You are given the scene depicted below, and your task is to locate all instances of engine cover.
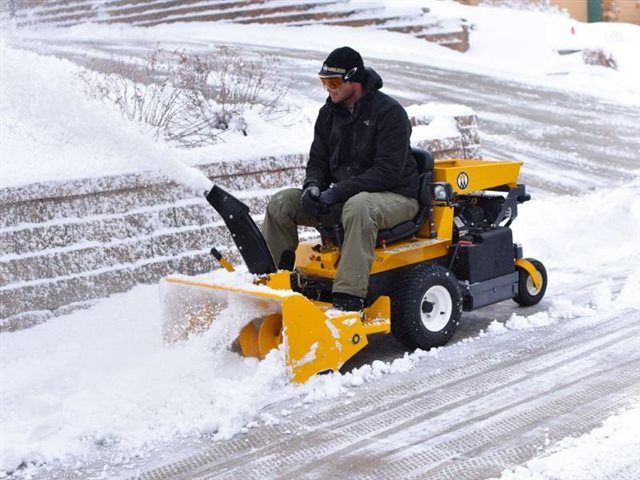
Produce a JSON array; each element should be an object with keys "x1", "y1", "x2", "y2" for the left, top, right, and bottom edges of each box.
[{"x1": 451, "y1": 227, "x2": 515, "y2": 283}]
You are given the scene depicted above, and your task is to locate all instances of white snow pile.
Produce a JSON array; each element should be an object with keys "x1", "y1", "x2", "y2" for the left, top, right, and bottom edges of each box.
[
  {"x1": 0, "y1": 39, "x2": 308, "y2": 191},
  {"x1": 0, "y1": 41, "x2": 215, "y2": 193},
  {"x1": 492, "y1": 404, "x2": 640, "y2": 480},
  {"x1": 407, "y1": 103, "x2": 473, "y2": 142}
]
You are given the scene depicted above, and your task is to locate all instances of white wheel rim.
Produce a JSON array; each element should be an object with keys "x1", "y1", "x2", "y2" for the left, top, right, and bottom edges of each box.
[
  {"x1": 525, "y1": 275, "x2": 540, "y2": 295},
  {"x1": 420, "y1": 285, "x2": 453, "y2": 332}
]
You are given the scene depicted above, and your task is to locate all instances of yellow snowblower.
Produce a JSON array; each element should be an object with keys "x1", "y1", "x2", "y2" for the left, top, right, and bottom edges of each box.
[{"x1": 161, "y1": 149, "x2": 547, "y2": 383}]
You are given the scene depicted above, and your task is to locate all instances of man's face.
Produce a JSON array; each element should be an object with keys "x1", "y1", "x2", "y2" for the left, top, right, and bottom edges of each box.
[{"x1": 325, "y1": 81, "x2": 357, "y2": 106}]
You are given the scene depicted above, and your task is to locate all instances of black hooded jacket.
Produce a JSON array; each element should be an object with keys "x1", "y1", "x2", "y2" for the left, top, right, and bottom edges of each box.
[{"x1": 304, "y1": 68, "x2": 418, "y2": 202}]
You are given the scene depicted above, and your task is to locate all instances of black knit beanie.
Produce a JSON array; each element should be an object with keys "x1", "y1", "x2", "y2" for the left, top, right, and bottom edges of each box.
[{"x1": 318, "y1": 46, "x2": 365, "y2": 83}]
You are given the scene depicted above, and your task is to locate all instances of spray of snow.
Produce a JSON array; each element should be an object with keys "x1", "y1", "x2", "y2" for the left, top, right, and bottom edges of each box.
[{"x1": 0, "y1": 40, "x2": 212, "y2": 195}]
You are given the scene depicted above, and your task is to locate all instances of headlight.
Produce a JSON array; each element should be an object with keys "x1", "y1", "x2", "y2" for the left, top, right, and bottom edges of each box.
[
  {"x1": 433, "y1": 184, "x2": 447, "y2": 201},
  {"x1": 431, "y1": 182, "x2": 453, "y2": 202}
]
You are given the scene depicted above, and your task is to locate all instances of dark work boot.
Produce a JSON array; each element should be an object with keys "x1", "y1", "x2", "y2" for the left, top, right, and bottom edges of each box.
[
  {"x1": 332, "y1": 292, "x2": 365, "y2": 312},
  {"x1": 278, "y1": 250, "x2": 296, "y2": 271}
]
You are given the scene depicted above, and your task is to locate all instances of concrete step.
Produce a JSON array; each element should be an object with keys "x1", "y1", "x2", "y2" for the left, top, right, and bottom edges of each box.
[
  {"x1": 0, "y1": 195, "x2": 272, "y2": 281},
  {"x1": 0, "y1": 154, "x2": 306, "y2": 229},
  {"x1": 0, "y1": 244, "x2": 229, "y2": 329},
  {"x1": 0, "y1": 186, "x2": 276, "y2": 257},
  {"x1": 0, "y1": 201, "x2": 196, "y2": 257},
  {"x1": 107, "y1": 0, "x2": 248, "y2": 19},
  {"x1": 299, "y1": 11, "x2": 406, "y2": 28},
  {"x1": 112, "y1": 1, "x2": 341, "y2": 27},
  {"x1": 1, "y1": 221, "x2": 206, "y2": 286},
  {"x1": 233, "y1": 8, "x2": 357, "y2": 26},
  {"x1": 417, "y1": 28, "x2": 470, "y2": 53}
]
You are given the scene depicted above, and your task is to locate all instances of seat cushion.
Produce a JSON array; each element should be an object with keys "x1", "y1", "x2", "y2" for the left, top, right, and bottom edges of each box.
[{"x1": 376, "y1": 221, "x2": 420, "y2": 246}]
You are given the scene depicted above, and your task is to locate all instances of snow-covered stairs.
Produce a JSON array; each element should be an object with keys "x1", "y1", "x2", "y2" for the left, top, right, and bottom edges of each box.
[
  {"x1": 1, "y1": 0, "x2": 470, "y2": 51},
  {"x1": 0, "y1": 154, "x2": 306, "y2": 331}
]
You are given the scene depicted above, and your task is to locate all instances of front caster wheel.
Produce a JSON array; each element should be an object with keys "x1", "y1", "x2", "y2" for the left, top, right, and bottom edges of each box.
[{"x1": 514, "y1": 258, "x2": 547, "y2": 306}]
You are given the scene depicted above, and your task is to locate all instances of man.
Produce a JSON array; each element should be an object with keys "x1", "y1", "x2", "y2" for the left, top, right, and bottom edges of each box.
[{"x1": 262, "y1": 46, "x2": 419, "y2": 311}]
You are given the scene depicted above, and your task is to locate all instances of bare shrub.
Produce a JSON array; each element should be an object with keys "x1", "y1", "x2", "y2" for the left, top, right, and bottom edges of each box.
[
  {"x1": 582, "y1": 48, "x2": 618, "y2": 70},
  {"x1": 478, "y1": 0, "x2": 564, "y2": 14},
  {"x1": 77, "y1": 47, "x2": 291, "y2": 148}
]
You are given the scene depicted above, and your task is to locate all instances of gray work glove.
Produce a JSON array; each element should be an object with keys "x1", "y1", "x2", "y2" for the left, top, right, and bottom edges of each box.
[
  {"x1": 318, "y1": 187, "x2": 338, "y2": 208},
  {"x1": 301, "y1": 184, "x2": 323, "y2": 215}
]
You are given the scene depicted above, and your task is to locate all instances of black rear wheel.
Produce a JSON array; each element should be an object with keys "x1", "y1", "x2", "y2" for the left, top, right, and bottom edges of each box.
[
  {"x1": 514, "y1": 258, "x2": 547, "y2": 306},
  {"x1": 391, "y1": 264, "x2": 462, "y2": 350}
]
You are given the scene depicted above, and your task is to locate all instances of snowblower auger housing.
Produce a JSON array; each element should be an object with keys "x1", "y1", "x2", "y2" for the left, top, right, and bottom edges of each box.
[{"x1": 161, "y1": 154, "x2": 547, "y2": 383}]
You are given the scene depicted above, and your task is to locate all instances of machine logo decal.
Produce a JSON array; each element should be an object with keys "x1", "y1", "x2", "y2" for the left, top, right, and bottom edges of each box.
[{"x1": 457, "y1": 172, "x2": 470, "y2": 190}]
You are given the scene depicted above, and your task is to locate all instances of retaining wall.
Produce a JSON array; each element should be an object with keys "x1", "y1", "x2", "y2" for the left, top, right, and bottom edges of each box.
[{"x1": 0, "y1": 113, "x2": 481, "y2": 331}]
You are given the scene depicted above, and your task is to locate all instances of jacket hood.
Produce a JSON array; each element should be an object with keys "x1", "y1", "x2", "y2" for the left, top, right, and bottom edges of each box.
[{"x1": 363, "y1": 67, "x2": 383, "y2": 92}]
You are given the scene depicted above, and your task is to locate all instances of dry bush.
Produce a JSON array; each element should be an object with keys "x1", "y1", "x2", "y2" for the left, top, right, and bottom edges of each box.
[
  {"x1": 77, "y1": 47, "x2": 291, "y2": 148},
  {"x1": 582, "y1": 48, "x2": 618, "y2": 70},
  {"x1": 478, "y1": 0, "x2": 563, "y2": 14}
]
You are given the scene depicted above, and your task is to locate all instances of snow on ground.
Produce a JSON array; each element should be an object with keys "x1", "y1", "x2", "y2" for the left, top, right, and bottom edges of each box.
[
  {"x1": 491, "y1": 404, "x2": 640, "y2": 480},
  {"x1": 1, "y1": 182, "x2": 638, "y2": 475},
  {"x1": 1, "y1": 0, "x2": 640, "y2": 477}
]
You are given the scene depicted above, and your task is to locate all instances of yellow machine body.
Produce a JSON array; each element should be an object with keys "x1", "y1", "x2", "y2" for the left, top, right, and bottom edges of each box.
[
  {"x1": 160, "y1": 158, "x2": 535, "y2": 383},
  {"x1": 161, "y1": 271, "x2": 391, "y2": 383},
  {"x1": 433, "y1": 159, "x2": 521, "y2": 193},
  {"x1": 296, "y1": 159, "x2": 522, "y2": 279}
]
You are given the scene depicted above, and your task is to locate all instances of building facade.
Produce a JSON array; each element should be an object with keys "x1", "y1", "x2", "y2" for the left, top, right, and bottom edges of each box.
[{"x1": 457, "y1": 0, "x2": 640, "y2": 24}]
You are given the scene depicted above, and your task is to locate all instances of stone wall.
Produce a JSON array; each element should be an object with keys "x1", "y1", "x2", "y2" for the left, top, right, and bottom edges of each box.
[{"x1": 0, "y1": 113, "x2": 480, "y2": 332}]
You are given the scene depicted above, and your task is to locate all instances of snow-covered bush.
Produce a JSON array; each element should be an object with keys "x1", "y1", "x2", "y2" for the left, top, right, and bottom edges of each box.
[{"x1": 77, "y1": 47, "x2": 291, "y2": 147}]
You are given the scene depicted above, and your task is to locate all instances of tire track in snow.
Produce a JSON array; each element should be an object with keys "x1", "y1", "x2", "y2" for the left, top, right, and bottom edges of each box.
[{"x1": 133, "y1": 309, "x2": 639, "y2": 480}]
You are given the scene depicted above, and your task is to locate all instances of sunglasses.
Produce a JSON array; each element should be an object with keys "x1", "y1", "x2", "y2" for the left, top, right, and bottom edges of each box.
[
  {"x1": 319, "y1": 67, "x2": 358, "y2": 89},
  {"x1": 319, "y1": 76, "x2": 344, "y2": 90}
]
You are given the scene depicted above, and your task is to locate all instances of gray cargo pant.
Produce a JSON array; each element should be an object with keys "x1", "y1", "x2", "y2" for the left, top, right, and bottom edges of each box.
[{"x1": 262, "y1": 188, "x2": 419, "y2": 298}]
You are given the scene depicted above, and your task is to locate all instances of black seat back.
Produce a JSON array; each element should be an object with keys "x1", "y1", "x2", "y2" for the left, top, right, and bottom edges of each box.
[
  {"x1": 412, "y1": 148, "x2": 433, "y2": 208},
  {"x1": 412, "y1": 147, "x2": 434, "y2": 175},
  {"x1": 375, "y1": 148, "x2": 434, "y2": 245}
]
